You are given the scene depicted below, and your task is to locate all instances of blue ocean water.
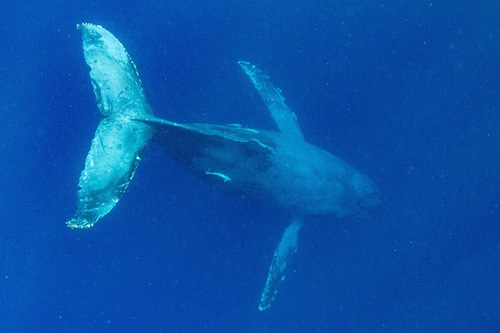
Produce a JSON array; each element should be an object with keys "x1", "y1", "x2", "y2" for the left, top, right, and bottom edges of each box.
[{"x1": 0, "y1": 0, "x2": 498, "y2": 332}]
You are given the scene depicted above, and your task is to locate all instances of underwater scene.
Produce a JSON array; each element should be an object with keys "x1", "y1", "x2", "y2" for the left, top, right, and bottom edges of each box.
[{"x1": 0, "y1": 1, "x2": 498, "y2": 332}]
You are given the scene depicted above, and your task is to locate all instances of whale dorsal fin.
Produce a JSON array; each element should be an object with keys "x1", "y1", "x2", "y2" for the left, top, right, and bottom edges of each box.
[{"x1": 239, "y1": 61, "x2": 304, "y2": 141}]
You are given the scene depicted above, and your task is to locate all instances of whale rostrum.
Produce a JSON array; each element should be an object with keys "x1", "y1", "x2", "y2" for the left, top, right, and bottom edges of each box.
[{"x1": 68, "y1": 23, "x2": 382, "y2": 310}]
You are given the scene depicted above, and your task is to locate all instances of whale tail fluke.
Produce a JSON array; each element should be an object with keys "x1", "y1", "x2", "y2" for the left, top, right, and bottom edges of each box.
[{"x1": 67, "y1": 24, "x2": 153, "y2": 228}]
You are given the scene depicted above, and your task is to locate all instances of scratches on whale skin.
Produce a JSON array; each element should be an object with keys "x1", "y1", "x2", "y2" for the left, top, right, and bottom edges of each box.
[{"x1": 205, "y1": 171, "x2": 232, "y2": 182}]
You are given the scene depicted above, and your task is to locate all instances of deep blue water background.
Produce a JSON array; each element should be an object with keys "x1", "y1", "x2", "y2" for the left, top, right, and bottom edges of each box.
[{"x1": 0, "y1": 1, "x2": 498, "y2": 332}]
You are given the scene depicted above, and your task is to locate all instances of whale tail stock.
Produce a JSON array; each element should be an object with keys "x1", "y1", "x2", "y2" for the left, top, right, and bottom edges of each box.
[{"x1": 67, "y1": 24, "x2": 154, "y2": 228}]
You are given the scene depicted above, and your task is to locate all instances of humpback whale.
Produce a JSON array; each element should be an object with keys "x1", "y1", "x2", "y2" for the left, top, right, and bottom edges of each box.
[{"x1": 68, "y1": 24, "x2": 382, "y2": 310}]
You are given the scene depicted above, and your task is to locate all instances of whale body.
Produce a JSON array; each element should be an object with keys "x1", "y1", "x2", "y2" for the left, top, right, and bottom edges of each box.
[{"x1": 68, "y1": 24, "x2": 381, "y2": 310}]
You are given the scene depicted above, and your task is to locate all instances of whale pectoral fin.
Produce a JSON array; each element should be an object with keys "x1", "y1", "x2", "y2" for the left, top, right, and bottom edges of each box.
[
  {"x1": 259, "y1": 219, "x2": 303, "y2": 311},
  {"x1": 239, "y1": 61, "x2": 303, "y2": 141}
]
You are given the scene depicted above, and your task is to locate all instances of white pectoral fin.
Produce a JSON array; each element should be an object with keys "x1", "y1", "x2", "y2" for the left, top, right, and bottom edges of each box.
[
  {"x1": 238, "y1": 61, "x2": 303, "y2": 140},
  {"x1": 259, "y1": 219, "x2": 303, "y2": 311}
]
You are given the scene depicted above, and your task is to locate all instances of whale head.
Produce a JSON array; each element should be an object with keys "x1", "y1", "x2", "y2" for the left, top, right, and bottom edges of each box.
[{"x1": 341, "y1": 171, "x2": 382, "y2": 217}]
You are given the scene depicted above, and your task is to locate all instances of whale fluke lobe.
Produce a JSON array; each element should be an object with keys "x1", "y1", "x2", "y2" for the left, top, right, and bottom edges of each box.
[
  {"x1": 238, "y1": 61, "x2": 303, "y2": 140},
  {"x1": 259, "y1": 219, "x2": 303, "y2": 311},
  {"x1": 67, "y1": 24, "x2": 153, "y2": 228}
]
